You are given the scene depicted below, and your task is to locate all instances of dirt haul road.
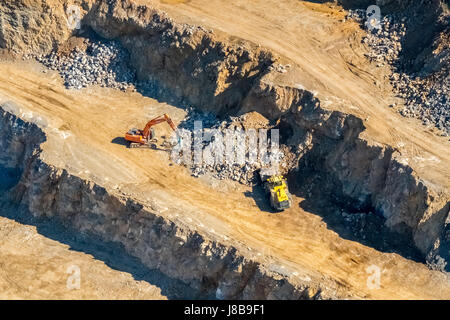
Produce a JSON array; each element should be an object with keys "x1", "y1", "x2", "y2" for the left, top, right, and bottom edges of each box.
[{"x1": 0, "y1": 58, "x2": 449, "y2": 299}]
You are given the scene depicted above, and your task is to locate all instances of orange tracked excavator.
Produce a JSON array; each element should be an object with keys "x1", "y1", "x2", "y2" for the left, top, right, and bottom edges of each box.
[{"x1": 125, "y1": 113, "x2": 177, "y2": 148}]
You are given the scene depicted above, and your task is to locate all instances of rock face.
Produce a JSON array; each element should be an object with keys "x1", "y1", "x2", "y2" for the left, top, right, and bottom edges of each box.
[
  {"x1": 0, "y1": 0, "x2": 75, "y2": 55},
  {"x1": 0, "y1": 0, "x2": 448, "y2": 272}
]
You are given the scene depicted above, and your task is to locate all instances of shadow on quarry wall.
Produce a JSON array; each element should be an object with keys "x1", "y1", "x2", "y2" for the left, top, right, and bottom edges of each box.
[
  {"x1": 288, "y1": 163, "x2": 425, "y2": 263},
  {"x1": 394, "y1": 2, "x2": 448, "y2": 76},
  {"x1": 0, "y1": 201, "x2": 207, "y2": 300},
  {"x1": 0, "y1": 165, "x2": 21, "y2": 193}
]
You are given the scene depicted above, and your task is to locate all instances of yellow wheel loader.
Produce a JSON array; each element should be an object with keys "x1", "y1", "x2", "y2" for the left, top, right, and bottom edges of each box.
[{"x1": 260, "y1": 169, "x2": 292, "y2": 211}]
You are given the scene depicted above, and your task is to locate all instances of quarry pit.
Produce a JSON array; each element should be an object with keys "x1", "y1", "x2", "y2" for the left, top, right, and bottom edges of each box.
[{"x1": 0, "y1": 0, "x2": 449, "y2": 299}]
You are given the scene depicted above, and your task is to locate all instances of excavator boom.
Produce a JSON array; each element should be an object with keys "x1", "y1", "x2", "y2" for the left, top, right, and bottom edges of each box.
[{"x1": 141, "y1": 114, "x2": 177, "y2": 139}]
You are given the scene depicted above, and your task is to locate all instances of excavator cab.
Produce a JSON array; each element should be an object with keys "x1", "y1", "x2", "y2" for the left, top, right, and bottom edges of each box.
[{"x1": 127, "y1": 128, "x2": 139, "y2": 135}]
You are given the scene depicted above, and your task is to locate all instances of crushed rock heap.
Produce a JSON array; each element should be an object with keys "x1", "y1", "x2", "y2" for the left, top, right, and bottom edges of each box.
[
  {"x1": 348, "y1": 5, "x2": 449, "y2": 136},
  {"x1": 30, "y1": 38, "x2": 136, "y2": 91}
]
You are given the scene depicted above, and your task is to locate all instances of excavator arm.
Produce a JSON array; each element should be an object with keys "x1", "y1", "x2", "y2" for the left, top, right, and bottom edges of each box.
[
  {"x1": 164, "y1": 114, "x2": 177, "y2": 132},
  {"x1": 142, "y1": 113, "x2": 177, "y2": 139}
]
